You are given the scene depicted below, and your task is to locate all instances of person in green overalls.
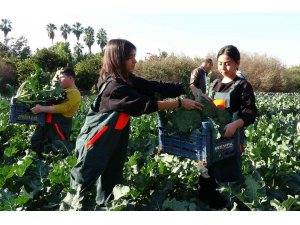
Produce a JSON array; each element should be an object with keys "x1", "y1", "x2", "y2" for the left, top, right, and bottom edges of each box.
[
  {"x1": 30, "y1": 67, "x2": 81, "y2": 157},
  {"x1": 198, "y1": 45, "x2": 257, "y2": 209},
  {"x1": 60, "y1": 39, "x2": 203, "y2": 210}
]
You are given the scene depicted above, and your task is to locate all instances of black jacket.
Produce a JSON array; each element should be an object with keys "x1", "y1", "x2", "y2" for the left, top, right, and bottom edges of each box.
[
  {"x1": 98, "y1": 74, "x2": 184, "y2": 117},
  {"x1": 212, "y1": 77, "x2": 257, "y2": 126}
]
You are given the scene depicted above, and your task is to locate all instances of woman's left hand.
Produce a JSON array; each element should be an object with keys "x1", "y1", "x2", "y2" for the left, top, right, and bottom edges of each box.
[
  {"x1": 223, "y1": 119, "x2": 244, "y2": 138},
  {"x1": 223, "y1": 122, "x2": 238, "y2": 138}
]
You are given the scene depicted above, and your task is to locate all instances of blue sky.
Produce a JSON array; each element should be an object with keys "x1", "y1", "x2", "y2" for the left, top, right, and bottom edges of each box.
[{"x1": 1, "y1": 0, "x2": 300, "y2": 67}]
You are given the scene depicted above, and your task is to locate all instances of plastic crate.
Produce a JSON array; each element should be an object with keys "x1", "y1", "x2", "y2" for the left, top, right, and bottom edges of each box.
[
  {"x1": 9, "y1": 98, "x2": 45, "y2": 125},
  {"x1": 158, "y1": 122, "x2": 212, "y2": 164},
  {"x1": 212, "y1": 132, "x2": 241, "y2": 163},
  {"x1": 158, "y1": 121, "x2": 242, "y2": 166}
]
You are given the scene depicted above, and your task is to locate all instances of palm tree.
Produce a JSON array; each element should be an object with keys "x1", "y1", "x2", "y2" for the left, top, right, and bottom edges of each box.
[
  {"x1": 96, "y1": 28, "x2": 108, "y2": 53},
  {"x1": 0, "y1": 19, "x2": 13, "y2": 44},
  {"x1": 73, "y1": 42, "x2": 84, "y2": 60},
  {"x1": 46, "y1": 23, "x2": 57, "y2": 45},
  {"x1": 83, "y1": 26, "x2": 95, "y2": 54},
  {"x1": 72, "y1": 22, "x2": 84, "y2": 42},
  {"x1": 60, "y1": 24, "x2": 71, "y2": 42}
]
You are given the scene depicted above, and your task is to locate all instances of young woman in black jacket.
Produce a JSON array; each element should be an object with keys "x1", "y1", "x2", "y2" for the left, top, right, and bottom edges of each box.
[
  {"x1": 198, "y1": 45, "x2": 257, "y2": 209},
  {"x1": 61, "y1": 39, "x2": 203, "y2": 210}
]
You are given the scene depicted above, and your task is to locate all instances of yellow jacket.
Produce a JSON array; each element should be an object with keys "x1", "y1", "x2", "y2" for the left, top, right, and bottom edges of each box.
[{"x1": 53, "y1": 88, "x2": 81, "y2": 117}]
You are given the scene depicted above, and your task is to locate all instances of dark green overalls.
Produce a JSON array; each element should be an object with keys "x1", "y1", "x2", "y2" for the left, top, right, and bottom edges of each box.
[
  {"x1": 30, "y1": 113, "x2": 73, "y2": 156},
  {"x1": 208, "y1": 78, "x2": 245, "y2": 182},
  {"x1": 198, "y1": 78, "x2": 245, "y2": 209},
  {"x1": 62, "y1": 81, "x2": 131, "y2": 210}
]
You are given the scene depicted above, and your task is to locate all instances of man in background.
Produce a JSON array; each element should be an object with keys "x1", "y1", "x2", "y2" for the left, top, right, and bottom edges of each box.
[{"x1": 190, "y1": 58, "x2": 213, "y2": 99}]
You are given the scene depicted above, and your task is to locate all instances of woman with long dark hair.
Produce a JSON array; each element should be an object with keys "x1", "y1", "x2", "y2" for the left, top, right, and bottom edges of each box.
[{"x1": 61, "y1": 39, "x2": 202, "y2": 210}]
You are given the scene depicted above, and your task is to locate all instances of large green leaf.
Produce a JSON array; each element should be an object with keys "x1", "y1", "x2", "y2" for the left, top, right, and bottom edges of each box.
[
  {"x1": 244, "y1": 175, "x2": 261, "y2": 204},
  {"x1": 162, "y1": 198, "x2": 197, "y2": 211},
  {"x1": 14, "y1": 157, "x2": 33, "y2": 177},
  {"x1": 271, "y1": 195, "x2": 300, "y2": 211}
]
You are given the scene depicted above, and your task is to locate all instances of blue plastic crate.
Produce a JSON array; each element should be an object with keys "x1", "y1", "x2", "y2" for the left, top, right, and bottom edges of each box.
[
  {"x1": 158, "y1": 122, "x2": 212, "y2": 165},
  {"x1": 9, "y1": 98, "x2": 45, "y2": 125},
  {"x1": 158, "y1": 121, "x2": 242, "y2": 166}
]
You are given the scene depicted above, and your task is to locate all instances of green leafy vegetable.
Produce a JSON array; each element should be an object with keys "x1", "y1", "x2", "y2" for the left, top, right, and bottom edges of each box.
[
  {"x1": 14, "y1": 65, "x2": 67, "y2": 105},
  {"x1": 158, "y1": 73, "x2": 233, "y2": 135},
  {"x1": 198, "y1": 89, "x2": 232, "y2": 136}
]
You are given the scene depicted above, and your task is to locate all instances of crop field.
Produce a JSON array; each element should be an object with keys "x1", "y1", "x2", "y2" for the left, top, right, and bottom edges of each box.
[{"x1": 0, "y1": 92, "x2": 299, "y2": 211}]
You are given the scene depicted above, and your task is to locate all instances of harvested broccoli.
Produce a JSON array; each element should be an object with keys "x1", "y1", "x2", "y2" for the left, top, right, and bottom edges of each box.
[
  {"x1": 15, "y1": 65, "x2": 67, "y2": 106},
  {"x1": 197, "y1": 89, "x2": 232, "y2": 136},
  {"x1": 158, "y1": 107, "x2": 202, "y2": 133},
  {"x1": 157, "y1": 74, "x2": 234, "y2": 136},
  {"x1": 171, "y1": 108, "x2": 202, "y2": 132},
  {"x1": 215, "y1": 107, "x2": 232, "y2": 128},
  {"x1": 199, "y1": 95, "x2": 216, "y2": 118}
]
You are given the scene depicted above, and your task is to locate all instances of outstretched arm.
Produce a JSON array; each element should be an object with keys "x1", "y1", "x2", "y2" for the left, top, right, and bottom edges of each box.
[{"x1": 157, "y1": 98, "x2": 203, "y2": 111}]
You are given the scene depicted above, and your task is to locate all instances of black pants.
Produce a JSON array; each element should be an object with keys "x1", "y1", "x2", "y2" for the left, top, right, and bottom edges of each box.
[
  {"x1": 198, "y1": 169, "x2": 227, "y2": 210},
  {"x1": 199, "y1": 156, "x2": 244, "y2": 209}
]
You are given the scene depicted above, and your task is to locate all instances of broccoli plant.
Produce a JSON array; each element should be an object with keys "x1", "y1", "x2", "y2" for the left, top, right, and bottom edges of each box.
[{"x1": 14, "y1": 65, "x2": 67, "y2": 105}]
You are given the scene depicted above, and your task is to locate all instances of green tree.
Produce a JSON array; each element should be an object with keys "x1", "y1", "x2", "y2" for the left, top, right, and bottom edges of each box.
[
  {"x1": 72, "y1": 22, "x2": 84, "y2": 42},
  {"x1": 0, "y1": 60, "x2": 17, "y2": 94},
  {"x1": 0, "y1": 19, "x2": 13, "y2": 44},
  {"x1": 73, "y1": 42, "x2": 84, "y2": 61},
  {"x1": 16, "y1": 57, "x2": 36, "y2": 84},
  {"x1": 83, "y1": 26, "x2": 95, "y2": 54},
  {"x1": 286, "y1": 65, "x2": 300, "y2": 91},
  {"x1": 0, "y1": 40, "x2": 9, "y2": 57},
  {"x1": 96, "y1": 28, "x2": 108, "y2": 53},
  {"x1": 75, "y1": 54, "x2": 102, "y2": 91},
  {"x1": 46, "y1": 23, "x2": 57, "y2": 45},
  {"x1": 50, "y1": 42, "x2": 73, "y2": 67},
  {"x1": 8, "y1": 36, "x2": 31, "y2": 60},
  {"x1": 0, "y1": 36, "x2": 31, "y2": 60},
  {"x1": 32, "y1": 48, "x2": 66, "y2": 73},
  {"x1": 60, "y1": 24, "x2": 71, "y2": 42}
]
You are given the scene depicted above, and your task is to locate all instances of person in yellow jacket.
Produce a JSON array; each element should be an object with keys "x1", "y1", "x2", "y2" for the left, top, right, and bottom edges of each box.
[{"x1": 31, "y1": 67, "x2": 81, "y2": 157}]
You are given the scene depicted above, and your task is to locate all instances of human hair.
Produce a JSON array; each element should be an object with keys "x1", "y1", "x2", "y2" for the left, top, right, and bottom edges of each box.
[
  {"x1": 202, "y1": 58, "x2": 213, "y2": 65},
  {"x1": 61, "y1": 67, "x2": 76, "y2": 78},
  {"x1": 217, "y1": 45, "x2": 240, "y2": 64},
  {"x1": 100, "y1": 39, "x2": 136, "y2": 82}
]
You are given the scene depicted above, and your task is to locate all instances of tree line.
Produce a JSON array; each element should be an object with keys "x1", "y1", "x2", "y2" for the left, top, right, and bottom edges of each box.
[
  {"x1": 0, "y1": 18, "x2": 108, "y2": 57},
  {"x1": 46, "y1": 22, "x2": 108, "y2": 55},
  {"x1": 1, "y1": 18, "x2": 300, "y2": 94}
]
